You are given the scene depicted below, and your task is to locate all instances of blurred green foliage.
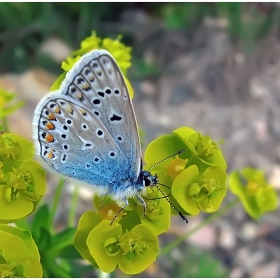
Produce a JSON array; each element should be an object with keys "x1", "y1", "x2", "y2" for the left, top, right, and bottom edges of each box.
[
  {"x1": 0, "y1": 3, "x2": 279, "y2": 75},
  {"x1": 167, "y1": 246, "x2": 228, "y2": 277}
]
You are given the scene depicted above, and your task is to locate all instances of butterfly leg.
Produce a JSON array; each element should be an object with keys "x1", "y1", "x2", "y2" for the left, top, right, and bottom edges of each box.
[
  {"x1": 110, "y1": 199, "x2": 129, "y2": 225},
  {"x1": 98, "y1": 192, "x2": 111, "y2": 211},
  {"x1": 136, "y1": 194, "x2": 146, "y2": 218}
]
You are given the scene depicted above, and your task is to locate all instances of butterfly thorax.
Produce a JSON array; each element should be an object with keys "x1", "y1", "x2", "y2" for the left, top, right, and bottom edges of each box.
[{"x1": 108, "y1": 170, "x2": 158, "y2": 206}]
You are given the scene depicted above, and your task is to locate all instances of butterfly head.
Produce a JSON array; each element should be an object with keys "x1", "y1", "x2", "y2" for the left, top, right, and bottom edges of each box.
[{"x1": 140, "y1": 170, "x2": 158, "y2": 188}]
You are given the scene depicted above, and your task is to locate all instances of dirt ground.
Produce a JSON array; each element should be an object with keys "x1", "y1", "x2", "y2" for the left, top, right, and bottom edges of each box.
[{"x1": 1, "y1": 12, "x2": 280, "y2": 277}]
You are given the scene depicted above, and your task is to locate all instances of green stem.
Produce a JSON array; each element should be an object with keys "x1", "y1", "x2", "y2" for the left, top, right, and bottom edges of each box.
[
  {"x1": 68, "y1": 185, "x2": 79, "y2": 227},
  {"x1": 160, "y1": 198, "x2": 239, "y2": 256},
  {"x1": 49, "y1": 178, "x2": 65, "y2": 229},
  {"x1": 2, "y1": 116, "x2": 9, "y2": 133}
]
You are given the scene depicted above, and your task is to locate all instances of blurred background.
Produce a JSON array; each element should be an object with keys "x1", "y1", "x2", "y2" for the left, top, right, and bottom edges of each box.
[{"x1": 1, "y1": 2, "x2": 280, "y2": 277}]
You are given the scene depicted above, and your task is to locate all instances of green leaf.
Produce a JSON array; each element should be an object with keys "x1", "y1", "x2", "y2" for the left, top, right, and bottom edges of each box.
[
  {"x1": 58, "y1": 244, "x2": 82, "y2": 259},
  {"x1": 31, "y1": 204, "x2": 50, "y2": 239}
]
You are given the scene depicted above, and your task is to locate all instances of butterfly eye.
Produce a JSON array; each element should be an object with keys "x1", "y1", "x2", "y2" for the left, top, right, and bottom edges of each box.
[{"x1": 144, "y1": 178, "x2": 151, "y2": 187}]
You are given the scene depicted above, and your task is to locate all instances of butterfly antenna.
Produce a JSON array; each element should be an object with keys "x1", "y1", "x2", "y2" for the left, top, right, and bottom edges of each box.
[
  {"x1": 148, "y1": 149, "x2": 185, "y2": 171},
  {"x1": 144, "y1": 183, "x2": 172, "y2": 200},
  {"x1": 156, "y1": 183, "x2": 188, "y2": 223}
]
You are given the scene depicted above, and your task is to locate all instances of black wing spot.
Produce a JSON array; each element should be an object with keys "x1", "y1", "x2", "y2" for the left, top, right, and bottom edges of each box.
[
  {"x1": 93, "y1": 99, "x2": 101, "y2": 105},
  {"x1": 50, "y1": 104, "x2": 56, "y2": 108},
  {"x1": 96, "y1": 129, "x2": 104, "y2": 137},
  {"x1": 41, "y1": 132, "x2": 47, "y2": 138},
  {"x1": 63, "y1": 144, "x2": 69, "y2": 150},
  {"x1": 117, "y1": 136, "x2": 123, "y2": 142},
  {"x1": 94, "y1": 157, "x2": 100, "y2": 162},
  {"x1": 109, "y1": 151, "x2": 115, "y2": 158},
  {"x1": 110, "y1": 114, "x2": 122, "y2": 122},
  {"x1": 82, "y1": 123, "x2": 88, "y2": 130},
  {"x1": 86, "y1": 163, "x2": 91, "y2": 168},
  {"x1": 71, "y1": 87, "x2": 77, "y2": 93},
  {"x1": 61, "y1": 134, "x2": 67, "y2": 139},
  {"x1": 97, "y1": 91, "x2": 105, "y2": 98},
  {"x1": 60, "y1": 101, "x2": 65, "y2": 106},
  {"x1": 61, "y1": 154, "x2": 67, "y2": 162},
  {"x1": 94, "y1": 111, "x2": 100, "y2": 116},
  {"x1": 63, "y1": 125, "x2": 68, "y2": 130},
  {"x1": 42, "y1": 120, "x2": 47, "y2": 125},
  {"x1": 85, "y1": 143, "x2": 92, "y2": 147},
  {"x1": 77, "y1": 78, "x2": 84, "y2": 84},
  {"x1": 66, "y1": 119, "x2": 72, "y2": 125},
  {"x1": 105, "y1": 89, "x2": 111, "y2": 95},
  {"x1": 114, "y1": 89, "x2": 120, "y2": 95}
]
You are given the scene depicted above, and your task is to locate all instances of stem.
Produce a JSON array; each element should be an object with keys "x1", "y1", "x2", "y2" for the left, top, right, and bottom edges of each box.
[
  {"x1": 68, "y1": 185, "x2": 79, "y2": 227},
  {"x1": 49, "y1": 178, "x2": 65, "y2": 229},
  {"x1": 160, "y1": 198, "x2": 239, "y2": 256},
  {"x1": 2, "y1": 116, "x2": 9, "y2": 133}
]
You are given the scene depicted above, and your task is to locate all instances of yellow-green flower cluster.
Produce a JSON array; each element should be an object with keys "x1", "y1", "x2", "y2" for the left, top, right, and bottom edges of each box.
[
  {"x1": 144, "y1": 127, "x2": 227, "y2": 216},
  {"x1": 0, "y1": 224, "x2": 42, "y2": 277},
  {"x1": 74, "y1": 187, "x2": 168, "y2": 274},
  {"x1": 229, "y1": 167, "x2": 278, "y2": 219},
  {"x1": 51, "y1": 31, "x2": 134, "y2": 99},
  {"x1": 0, "y1": 134, "x2": 46, "y2": 223},
  {"x1": 74, "y1": 126, "x2": 227, "y2": 274}
]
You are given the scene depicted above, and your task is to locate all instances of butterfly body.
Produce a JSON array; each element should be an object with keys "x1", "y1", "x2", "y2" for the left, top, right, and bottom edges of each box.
[{"x1": 32, "y1": 49, "x2": 156, "y2": 207}]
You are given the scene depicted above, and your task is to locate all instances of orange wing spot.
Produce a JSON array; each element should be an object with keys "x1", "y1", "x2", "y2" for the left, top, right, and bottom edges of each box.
[
  {"x1": 46, "y1": 133, "x2": 54, "y2": 143},
  {"x1": 54, "y1": 106, "x2": 61, "y2": 114},
  {"x1": 47, "y1": 152, "x2": 54, "y2": 159},
  {"x1": 46, "y1": 122, "x2": 55, "y2": 130},
  {"x1": 48, "y1": 113, "x2": 56, "y2": 120}
]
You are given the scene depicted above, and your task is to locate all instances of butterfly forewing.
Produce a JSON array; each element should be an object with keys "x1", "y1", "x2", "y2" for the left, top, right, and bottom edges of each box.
[
  {"x1": 33, "y1": 49, "x2": 142, "y2": 191},
  {"x1": 61, "y1": 50, "x2": 141, "y2": 179}
]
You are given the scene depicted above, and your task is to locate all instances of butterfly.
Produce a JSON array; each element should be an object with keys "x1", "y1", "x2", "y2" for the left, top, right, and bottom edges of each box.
[{"x1": 32, "y1": 49, "x2": 187, "y2": 222}]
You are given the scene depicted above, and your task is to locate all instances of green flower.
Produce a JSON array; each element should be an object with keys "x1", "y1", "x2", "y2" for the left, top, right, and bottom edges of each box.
[
  {"x1": 0, "y1": 160, "x2": 46, "y2": 222},
  {"x1": 117, "y1": 224, "x2": 158, "y2": 274},
  {"x1": 75, "y1": 217, "x2": 158, "y2": 274},
  {"x1": 229, "y1": 168, "x2": 278, "y2": 220},
  {"x1": 51, "y1": 31, "x2": 134, "y2": 99},
  {"x1": 0, "y1": 224, "x2": 42, "y2": 277},
  {"x1": 143, "y1": 127, "x2": 227, "y2": 216},
  {"x1": 0, "y1": 134, "x2": 34, "y2": 162},
  {"x1": 0, "y1": 134, "x2": 46, "y2": 223},
  {"x1": 135, "y1": 187, "x2": 171, "y2": 235},
  {"x1": 172, "y1": 165, "x2": 227, "y2": 215},
  {"x1": 173, "y1": 127, "x2": 227, "y2": 171}
]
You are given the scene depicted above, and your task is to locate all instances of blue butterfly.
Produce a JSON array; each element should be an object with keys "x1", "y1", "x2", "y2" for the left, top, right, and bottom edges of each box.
[{"x1": 33, "y1": 49, "x2": 187, "y2": 222}]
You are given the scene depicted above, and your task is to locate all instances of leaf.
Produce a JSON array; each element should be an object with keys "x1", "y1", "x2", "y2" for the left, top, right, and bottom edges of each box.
[{"x1": 31, "y1": 204, "x2": 50, "y2": 240}]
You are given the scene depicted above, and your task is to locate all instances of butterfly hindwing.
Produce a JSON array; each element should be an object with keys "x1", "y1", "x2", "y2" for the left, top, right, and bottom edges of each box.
[{"x1": 33, "y1": 92, "x2": 128, "y2": 192}]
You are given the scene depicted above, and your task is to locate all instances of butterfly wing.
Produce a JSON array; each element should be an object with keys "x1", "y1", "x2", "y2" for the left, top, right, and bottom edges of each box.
[
  {"x1": 32, "y1": 49, "x2": 141, "y2": 192},
  {"x1": 61, "y1": 49, "x2": 141, "y2": 179}
]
